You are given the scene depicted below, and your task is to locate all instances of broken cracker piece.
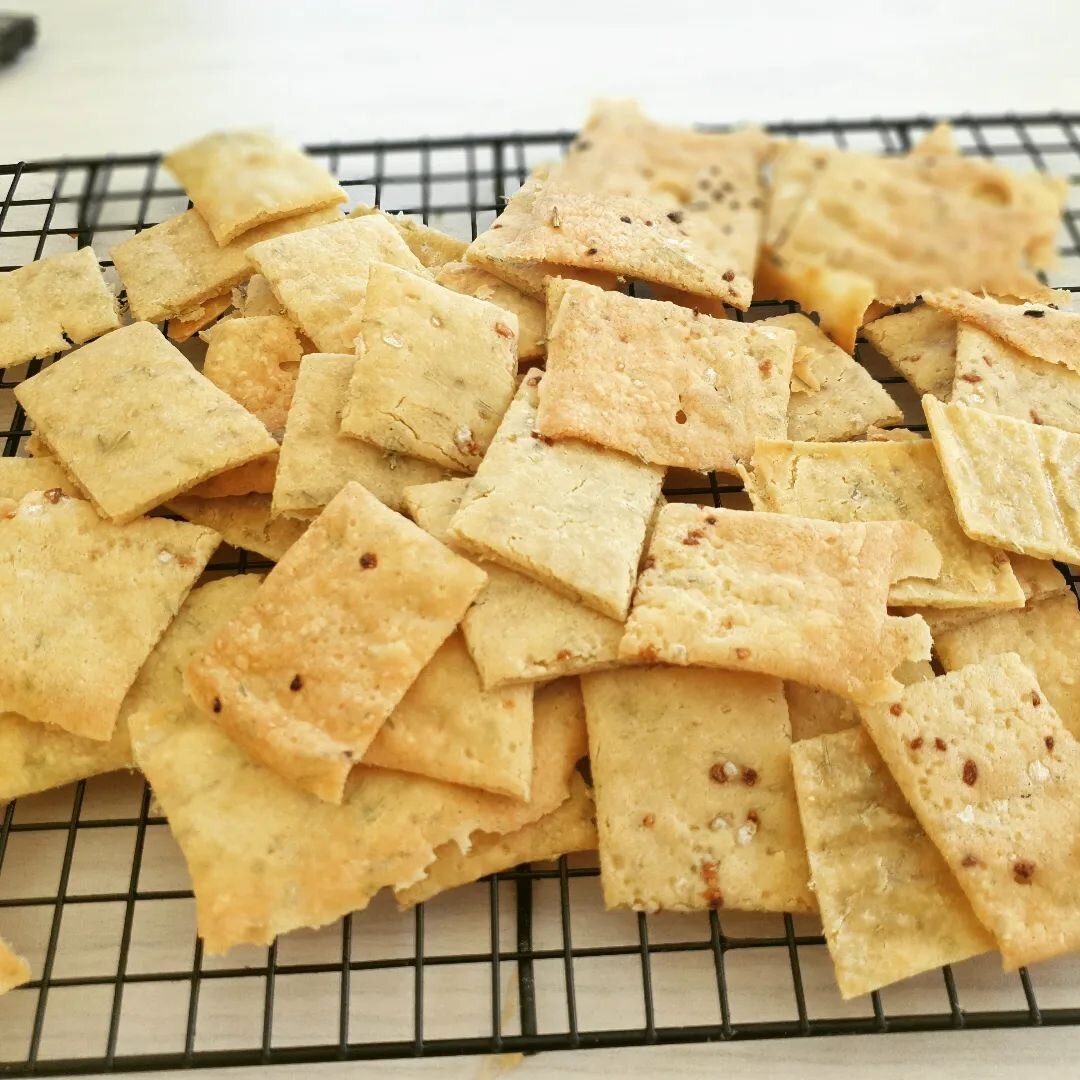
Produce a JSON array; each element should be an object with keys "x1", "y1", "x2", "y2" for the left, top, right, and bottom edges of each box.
[
  {"x1": 861, "y1": 305, "x2": 957, "y2": 400},
  {"x1": 166, "y1": 493, "x2": 307, "y2": 562}
]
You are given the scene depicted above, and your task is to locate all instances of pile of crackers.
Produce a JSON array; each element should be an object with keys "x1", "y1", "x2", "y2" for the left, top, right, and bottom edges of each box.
[{"x1": 1, "y1": 101, "x2": 1079, "y2": 1003}]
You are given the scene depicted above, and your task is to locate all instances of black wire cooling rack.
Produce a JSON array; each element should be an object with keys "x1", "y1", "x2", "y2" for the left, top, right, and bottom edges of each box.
[{"x1": 2, "y1": 113, "x2": 1080, "y2": 1076}]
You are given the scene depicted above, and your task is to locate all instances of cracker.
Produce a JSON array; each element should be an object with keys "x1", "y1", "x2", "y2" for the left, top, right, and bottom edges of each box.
[
  {"x1": 534, "y1": 281, "x2": 793, "y2": 472},
  {"x1": 185, "y1": 481, "x2": 487, "y2": 803},
  {"x1": 273, "y1": 354, "x2": 445, "y2": 519},
  {"x1": 396, "y1": 772, "x2": 596, "y2": 907},
  {"x1": 247, "y1": 215, "x2": 430, "y2": 353},
  {"x1": 165, "y1": 130, "x2": 347, "y2": 245},
  {"x1": 0, "y1": 937, "x2": 30, "y2": 995},
  {"x1": 0, "y1": 246, "x2": 119, "y2": 370},
  {"x1": 754, "y1": 313, "x2": 903, "y2": 440},
  {"x1": 861, "y1": 653, "x2": 1080, "y2": 970},
  {"x1": 166, "y1": 493, "x2": 307, "y2": 562},
  {"x1": 349, "y1": 205, "x2": 468, "y2": 268},
  {"x1": 0, "y1": 490, "x2": 218, "y2": 739},
  {"x1": 0, "y1": 456, "x2": 78, "y2": 500},
  {"x1": 237, "y1": 274, "x2": 285, "y2": 317},
  {"x1": 791, "y1": 727, "x2": 992, "y2": 998},
  {"x1": 935, "y1": 595, "x2": 1080, "y2": 739},
  {"x1": 185, "y1": 454, "x2": 278, "y2": 498},
  {"x1": 364, "y1": 631, "x2": 534, "y2": 799},
  {"x1": 167, "y1": 291, "x2": 232, "y2": 342},
  {"x1": 404, "y1": 478, "x2": 623, "y2": 688},
  {"x1": 923, "y1": 396, "x2": 1080, "y2": 564},
  {"x1": 202, "y1": 315, "x2": 304, "y2": 438},
  {"x1": 861, "y1": 305, "x2": 958, "y2": 400},
  {"x1": 15, "y1": 322, "x2": 279, "y2": 523},
  {"x1": 743, "y1": 438, "x2": 1024, "y2": 609},
  {"x1": 582, "y1": 666, "x2": 813, "y2": 913},
  {"x1": 620, "y1": 504, "x2": 936, "y2": 703},
  {"x1": 340, "y1": 262, "x2": 518, "y2": 471},
  {"x1": 448, "y1": 371, "x2": 664, "y2": 620}
]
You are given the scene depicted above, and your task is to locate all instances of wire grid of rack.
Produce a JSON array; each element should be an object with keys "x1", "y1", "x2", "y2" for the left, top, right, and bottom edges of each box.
[{"x1": 2, "y1": 113, "x2": 1080, "y2": 1075}]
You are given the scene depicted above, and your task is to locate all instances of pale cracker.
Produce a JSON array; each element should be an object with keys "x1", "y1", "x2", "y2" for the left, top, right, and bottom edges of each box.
[
  {"x1": 861, "y1": 653, "x2": 1080, "y2": 970},
  {"x1": 582, "y1": 666, "x2": 813, "y2": 913},
  {"x1": 165, "y1": 130, "x2": 347, "y2": 245},
  {"x1": 166, "y1": 493, "x2": 307, "y2": 562},
  {"x1": 340, "y1": 262, "x2": 518, "y2": 471},
  {"x1": 237, "y1": 274, "x2": 284, "y2": 317},
  {"x1": 791, "y1": 726, "x2": 992, "y2": 999},
  {"x1": 167, "y1": 291, "x2": 232, "y2": 342},
  {"x1": 185, "y1": 454, "x2": 278, "y2": 498},
  {"x1": 619, "y1": 504, "x2": 937, "y2": 703},
  {"x1": 349, "y1": 205, "x2": 468, "y2": 268},
  {"x1": 15, "y1": 322, "x2": 279, "y2": 522},
  {"x1": 185, "y1": 481, "x2": 487, "y2": 804},
  {"x1": 272, "y1": 354, "x2": 445, "y2": 519},
  {"x1": 448, "y1": 371, "x2": 664, "y2": 620},
  {"x1": 0, "y1": 937, "x2": 30, "y2": 995},
  {"x1": 861, "y1": 305, "x2": 958, "y2": 400},
  {"x1": 0, "y1": 456, "x2": 78, "y2": 500},
  {"x1": 403, "y1": 478, "x2": 624, "y2": 689},
  {"x1": 923, "y1": 396, "x2": 1080, "y2": 565},
  {"x1": 364, "y1": 631, "x2": 534, "y2": 799},
  {"x1": 0, "y1": 490, "x2": 218, "y2": 740}
]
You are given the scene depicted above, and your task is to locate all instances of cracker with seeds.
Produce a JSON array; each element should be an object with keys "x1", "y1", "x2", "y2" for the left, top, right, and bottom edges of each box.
[
  {"x1": 364, "y1": 632, "x2": 534, "y2": 799},
  {"x1": 0, "y1": 490, "x2": 218, "y2": 740},
  {"x1": 15, "y1": 322, "x2": 279, "y2": 522},
  {"x1": 861, "y1": 653, "x2": 1080, "y2": 970},
  {"x1": 583, "y1": 667, "x2": 813, "y2": 913},
  {"x1": 185, "y1": 481, "x2": 487, "y2": 804},
  {"x1": 165, "y1": 131, "x2": 347, "y2": 245},
  {"x1": 924, "y1": 396, "x2": 1080, "y2": 565},
  {"x1": 166, "y1": 493, "x2": 307, "y2": 562},
  {"x1": 404, "y1": 478, "x2": 624, "y2": 688},
  {"x1": 620, "y1": 504, "x2": 937, "y2": 702},
  {"x1": 534, "y1": 281, "x2": 793, "y2": 472},
  {"x1": 247, "y1": 215, "x2": 430, "y2": 353},
  {"x1": 186, "y1": 454, "x2": 278, "y2": 498},
  {"x1": 791, "y1": 727, "x2": 992, "y2": 998},
  {"x1": 743, "y1": 439, "x2": 1024, "y2": 608},
  {"x1": 167, "y1": 292, "x2": 232, "y2": 342},
  {"x1": 349, "y1": 205, "x2": 468, "y2": 268},
  {"x1": 0, "y1": 246, "x2": 119, "y2": 369},
  {"x1": 861, "y1": 305, "x2": 958, "y2": 399},
  {"x1": 0, "y1": 938, "x2": 30, "y2": 996},
  {"x1": 341, "y1": 263, "x2": 518, "y2": 471},
  {"x1": 273, "y1": 354, "x2": 445, "y2": 518},
  {"x1": 0, "y1": 456, "x2": 79, "y2": 500},
  {"x1": 448, "y1": 371, "x2": 664, "y2": 620}
]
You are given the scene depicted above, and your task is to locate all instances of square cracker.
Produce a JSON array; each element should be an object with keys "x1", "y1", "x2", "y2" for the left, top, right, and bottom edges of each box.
[
  {"x1": 619, "y1": 504, "x2": 937, "y2": 703},
  {"x1": 935, "y1": 595, "x2": 1080, "y2": 739},
  {"x1": 757, "y1": 313, "x2": 903, "y2": 441},
  {"x1": 448, "y1": 371, "x2": 664, "y2": 620},
  {"x1": 349, "y1": 205, "x2": 468, "y2": 268},
  {"x1": 742, "y1": 438, "x2": 1024, "y2": 609},
  {"x1": 582, "y1": 666, "x2": 813, "y2": 913},
  {"x1": 15, "y1": 322, "x2": 279, "y2": 523},
  {"x1": 0, "y1": 937, "x2": 30, "y2": 995},
  {"x1": 924, "y1": 396, "x2": 1080, "y2": 565},
  {"x1": 165, "y1": 130, "x2": 347, "y2": 245},
  {"x1": 340, "y1": 262, "x2": 518, "y2": 471},
  {"x1": 0, "y1": 456, "x2": 79, "y2": 500},
  {"x1": 861, "y1": 305, "x2": 957, "y2": 400},
  {"x1": 0, "y1": 489, "x2": 218, "y2": 740},
  {"x1": 404, "y1": 478, "x2": 623, "y2": 689},
  {"x1": 273, "y1": 354, "x2": 445, "y2": 519},
  {"x1": 247, "y1": 215, "x2": 430, "y2": 353},
  {"x1": 791, "y1": 727, "x2": 992, "y2": 999},
  {"x1": 396, "y1": 771, "x2": 596, "y2": 908},
  {"x1": 363, "y1": 631, "x2": 534, "y2": 799},
  {"x1": 534, "y1": 280, "x2": 793, "y2": 472},
  {"x1": 0, "y1": 246, "x2": 119, "y2": 370},
  {"x1": 860, "y1": 653, "x2": 1080, "y2": 970},
  {"x1": 166, "y1": 493, "x2": 307, "y2": 562},
  {"x1": 184, "y1": 481, "x2": 487, "y2": 804}
]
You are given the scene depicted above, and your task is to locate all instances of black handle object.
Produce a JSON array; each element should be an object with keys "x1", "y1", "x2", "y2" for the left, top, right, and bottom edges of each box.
[{"x1": 0, "y1": 13, "x2": 35, "y2": 68}]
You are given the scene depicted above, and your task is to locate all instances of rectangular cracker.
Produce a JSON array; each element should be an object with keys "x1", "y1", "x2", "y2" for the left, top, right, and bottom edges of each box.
[
  {"x1": 0, "y1": 937, "x2": 30, "y2": 995},
  {"x1": 349, "y1": 205, "x2": 468, "y2": 268},
  {"x1": 166, "y1": 493, "x2": 307, "y2": 562},
  {"x1": 620, "y1": 504, "x2": 937, "y2": 703},
  {"x1": 742, "y1": 438, "x2": 1024, "y2": 609},
  {"x1": 0, "y1": 455, "x2": 78, "y2": 500},
  {"x1": 167, "y1": 291, "x2": 232, "y2": 342},
  {"x1": 0, "y1": 246, "x2": 119, "y2": 369},
  {"x1": 0, "y1": 489, "x2": 218, "y2": 739},
  {"x1": 757, "y1": 313, "x2": 903, "y2": 441},
  {"x1": 582, "y1": 666, "x2": 813, "y2": 913},
  {"x1": 791, "y1": 727, "x2": 992, "y2": 998},
  {"x1": 861, "y1": 305, "x2": 957, "y2": 400},
  {"x1": 15, "y1": 322, "x2": 279, "y2": 522},
  {"x1": 924, "y1": 396, "x2": 1080, "y2": 564},
  {"x1": 364, "y1": 631, "x2": 534, "y2": 799},
  {"x1": 272, "y1": 354, "x2": 445, "y2": 518},
  {"x1": 448, "y1": 371, "x2": 664, "y2": 620},
  {"x1": 860, "y1": 653, "x2": 1080, "y2": 970},
  {"x1": 247, "y1": 215, "x2": 430, "y2": 353},
  {"x1": 340, "y1": 262, "x2": 518, "y2": 471},
  {"x1": 535, "y1": 280, "x2": 793, "y2": 472},
  {"x1": 396, "y1": 771, "x2": 596, "y2": 907},
  {"x1": 184, "y1": 481, "x2": 487, "y2": 804},
  {"x1": 404, "y1": 478, "x2": 623, "y2": 688},
  {"x1": 165, "y1": 130, "x2": 347, "y2": 245}
]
